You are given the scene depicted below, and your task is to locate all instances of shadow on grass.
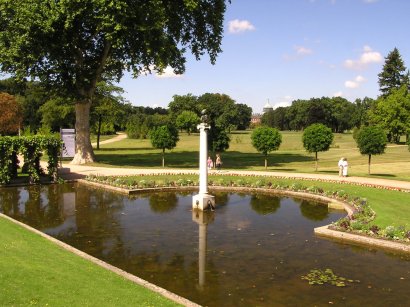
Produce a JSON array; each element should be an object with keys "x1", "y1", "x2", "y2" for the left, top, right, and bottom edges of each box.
[
  {"x1": 94, "y1": 150, "x2": 313, "y2": 169},
  {"x1": 96, "y1": 147, "x2": 154, "y2": 151},
  {"x1": 371, "y1": 173, "x2": 397, "y2": 178}
]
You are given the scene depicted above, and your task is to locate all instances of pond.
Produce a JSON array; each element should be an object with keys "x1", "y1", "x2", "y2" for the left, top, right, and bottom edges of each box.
[{"x1": 1, "y1": 183, "x2": 409, "y2": 306}]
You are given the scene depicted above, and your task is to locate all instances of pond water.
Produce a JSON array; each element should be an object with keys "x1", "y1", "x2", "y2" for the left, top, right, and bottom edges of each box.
[{"x1": 1, "y1": 183, "x2": 409, "y2": 306}]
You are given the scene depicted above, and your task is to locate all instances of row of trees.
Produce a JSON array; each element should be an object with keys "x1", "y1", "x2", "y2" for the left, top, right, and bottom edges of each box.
[
  {"x1": 251, "y1": 124, "x2": 387, "y2": 174},
  {"x1": 261, "y1": 48, "x2": 410, "y2": 145}
]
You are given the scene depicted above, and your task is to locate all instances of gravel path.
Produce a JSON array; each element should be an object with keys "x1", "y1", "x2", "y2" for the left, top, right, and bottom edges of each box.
[{"x1": 59, "y1": 164, "x2": 410, "y2": 191}]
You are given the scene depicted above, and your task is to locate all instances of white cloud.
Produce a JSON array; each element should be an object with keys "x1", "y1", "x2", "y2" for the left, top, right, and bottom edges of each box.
[
  {"x1": 155, "y1": 66, "x2": 182, "y2": 79},
  {"x1": 228, "y1": 19, "x2": 255, "y2": 34},
  {"x1": 344, "y1": 75, "x2": 367, "y2": 89},
  {"x1": 345, "y1": 80, "x2": 359, "y2": 88},
  {"x1": 363, "y1": 0, "x2": 378, "y2": 3},
  {"x1": 355, "y1": 75, "x2": 366, "y2": 82},
  {"x1": 295, "y1": 46, "x2": 313, "y2": 55},
  {"x1": 344, "y1": 46, "x2": 383, "y2": 70},
  {"x1": 333, "y1": 91, "x2": 343, "y2": 97},
  {"x1": 284, "y1": 45, "x2": 313, "y2": 61}
]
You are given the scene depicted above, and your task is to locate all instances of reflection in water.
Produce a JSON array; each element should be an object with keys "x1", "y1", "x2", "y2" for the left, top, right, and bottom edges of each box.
[
  {"x1": 250, "y1": 193, "x2": 281, "y2": 215},
  {"x1": 1, "y1": 184, "x2": 410, "y2": 307},
  {"x1": 192, "y1": 209, "x2": 214, "y2": 289},
  {"x1": 299, "y1": 199, "x2": 330, "y2": 221},
  {"x1": 149, "y1": 193, "x2": 178, "y2": 213}
]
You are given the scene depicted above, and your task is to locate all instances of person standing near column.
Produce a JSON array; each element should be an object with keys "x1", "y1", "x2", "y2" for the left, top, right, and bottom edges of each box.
[
  {"x1": 342, "y1": 158, "x2": 348, "y2": 177},
  {"x1": 338, "y1": 157, "x2": 344, "y2": 177},
  {"x1": 215, "y1": 154, "x2": 222, "y2": 171}
]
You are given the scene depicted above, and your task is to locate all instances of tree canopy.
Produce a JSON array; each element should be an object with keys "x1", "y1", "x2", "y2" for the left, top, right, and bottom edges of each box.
[
  {"x1": 176, "y1": 110, "x2": 200, "y2": 135},
  {"x1": 302, "y1": 123, "x2": 333, "y2": 171},
  {"x1": 369, "y1": 85, "x2": 410, "y2": 143},
  {"x1": 378, "y1": 48, "x2": 410, "y2": 97},
  {"x1": 0, "y1": 0, "x2": 228, "y2": 164},
  {"x1": 356, "y1": 126, "x2": 387, "y2": 174},
  {"x1": 251, "y1": 126, "x2": 282, "y2": 169},
  {"x1": 150, "y1": 125, "x2": 179, "y2": 167}
]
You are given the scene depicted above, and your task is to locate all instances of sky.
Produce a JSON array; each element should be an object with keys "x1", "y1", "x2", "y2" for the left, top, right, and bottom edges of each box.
[{"x1": 118, "y1": 0, "x2": 410, "y2": 113}]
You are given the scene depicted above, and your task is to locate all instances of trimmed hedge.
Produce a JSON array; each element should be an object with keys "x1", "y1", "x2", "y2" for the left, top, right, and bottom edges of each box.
[{"x1": 0, "y1": 136, "x2": 63, "y2": 184}]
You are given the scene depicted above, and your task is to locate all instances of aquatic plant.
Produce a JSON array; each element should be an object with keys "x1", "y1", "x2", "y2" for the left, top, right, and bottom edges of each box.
[{"x1": 301, "y1": 268, "x2": 359, "y2": 287}]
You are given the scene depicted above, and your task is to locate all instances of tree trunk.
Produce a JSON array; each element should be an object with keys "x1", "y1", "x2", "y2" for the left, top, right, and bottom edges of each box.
[
  {"x1": 71, "y1": 101, "x2": 95, "y2": 164},
  {"x1": 97, "y1": 115, "x2": 102, "y2": 150},
  {"x1": 162, "y1": 148, "x2": 165, "y2": 167},
  {"x1": 315, "y1": 152, "x2": 318, "y2": 171},
  {"x1": 264, "y1": 155, "x2": 267, "y2": 170},
  {"x1": 368, "y1": 154, "x2": 371, "y2": 175}
]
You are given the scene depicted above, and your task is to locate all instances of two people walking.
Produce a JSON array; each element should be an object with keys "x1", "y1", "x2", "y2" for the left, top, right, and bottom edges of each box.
[
  {"x1": 338, "y1": 157, "x2": 348, "y2": 177},
  {"x1": 207, "y1": 154, "x2": 222, "y2": 171}
]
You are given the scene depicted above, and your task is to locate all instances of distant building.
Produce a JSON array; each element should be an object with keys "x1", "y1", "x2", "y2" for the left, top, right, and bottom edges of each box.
[
  {"x1": 251, "y1": 101, "x2": 274, "y2": 126},
  {"x1": 251, "y1": 113, "x2": 262, "y2": 125},
  {"x1": 262, "y1": 101, "x2": 273, "y2": 113}
]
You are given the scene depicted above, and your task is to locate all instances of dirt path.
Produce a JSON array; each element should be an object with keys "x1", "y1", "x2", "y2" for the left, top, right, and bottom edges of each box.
[{"x1": 91, "y1": 133, "x2": 127, "y2": 147}]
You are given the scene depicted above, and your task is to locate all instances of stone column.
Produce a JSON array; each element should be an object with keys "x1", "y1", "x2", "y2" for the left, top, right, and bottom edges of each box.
[{"x1": 192, "y1": 115, "x2": 215, "y2": 210}]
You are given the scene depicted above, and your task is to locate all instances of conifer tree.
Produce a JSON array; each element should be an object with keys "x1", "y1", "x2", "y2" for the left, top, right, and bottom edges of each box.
[{"x1": 378, "y1": 48, "x2": 410, "y2": 97}]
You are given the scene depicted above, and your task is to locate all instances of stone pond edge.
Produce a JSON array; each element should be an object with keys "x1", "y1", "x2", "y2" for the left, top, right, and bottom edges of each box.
[
  {"x1": 80, "y1": 179, "x2": 410, "y2": 255},
  {"x1": 2, "y1": 178, "x2": 408, "y2": 307}
]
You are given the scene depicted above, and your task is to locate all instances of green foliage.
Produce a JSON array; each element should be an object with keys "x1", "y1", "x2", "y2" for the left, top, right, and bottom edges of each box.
[
  {"x1": 175, "y1": 110, "x2": 200, "y2": 134},
  {"x1": 0, "y1": 0, "x2": 228, "y2": 161},
  {"x1": 301, "y1": 269, "x2": 359, "y2": 287},
  {"x1": 369, "y1": 86, "x2": 410, "y2": 143},
  {"x1": 302, "y1": 124, "x2": 334, "y2": 153},
  {"x1": 356, "y1": 125, "x2": 387, "y2": 175},
  {"x1": 150, "y1": 125, "x2": 179, "y2": 167},
  {"x1": 0, "y1": 135, "x2": 62, "y2": 184},
  {"x1": 302, "y1": 124, "x2": 333, "y2": 171},
  {"x1": 251, "y1": 126, "x2": 282, "y2": 169},
  {"x1": 356, "y1": 126, "x2": 387, "y2": 156},
  {"x1": 378, "y1": 48, "x2": 410, "y2": 97}
]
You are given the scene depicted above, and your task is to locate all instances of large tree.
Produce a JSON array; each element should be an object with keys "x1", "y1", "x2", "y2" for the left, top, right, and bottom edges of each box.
[
  {"x1": 378, "y1": 48, "x2": 410, "y2": 97},
  {"x1": 369, "y1": 85, "x2": 410, "y2": 143},
  {"x1": 0, "y1": 0, "x2": 228, "y2": 164}
]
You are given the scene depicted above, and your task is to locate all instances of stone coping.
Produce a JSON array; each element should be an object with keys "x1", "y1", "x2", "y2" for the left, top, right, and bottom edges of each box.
[
  {"x1": 80, "y1": 179, "x2": 409, "y2": 254},
  {"x1": 315, "y1": 226, "x2": 410, "y2": 254},
  {"x1": 0, "y1": 213, "x2": 200, "y2": 307}
]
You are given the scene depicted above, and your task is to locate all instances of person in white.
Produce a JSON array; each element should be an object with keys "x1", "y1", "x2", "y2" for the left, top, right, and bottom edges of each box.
[
  {"x1": 342, "y1": 158, "x2": 348, "y2": 177},
  {"x1": 338, "y1": 157, "x2": 344, "y2": 177}
]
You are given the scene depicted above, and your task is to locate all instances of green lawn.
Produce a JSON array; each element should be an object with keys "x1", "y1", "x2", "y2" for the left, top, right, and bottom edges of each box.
[
  {"x1": 0, "y1": 216, "x2": 180, "y2": 307},
  {"x1": 91, "y1": 131, "x2": 410, "y2": 181}
]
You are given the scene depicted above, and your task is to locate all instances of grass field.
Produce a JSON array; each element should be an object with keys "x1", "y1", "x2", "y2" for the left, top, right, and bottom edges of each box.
[
  {"x1": 0, "y1": 216, "x2": 179, "y2": 307},
  {"x1": 91, "y1": 131, "x2": 410, "y2": 181}
]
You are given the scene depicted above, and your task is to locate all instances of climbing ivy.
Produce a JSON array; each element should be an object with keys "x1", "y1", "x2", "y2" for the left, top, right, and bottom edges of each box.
[{"x1": 0, "y1": 135, "x2": 63, "y2": 184}]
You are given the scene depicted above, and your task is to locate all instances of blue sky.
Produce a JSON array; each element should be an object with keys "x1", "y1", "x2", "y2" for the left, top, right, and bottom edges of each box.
[{"x1": 118, "y1": 0, "x2": 410, "y2": 113}]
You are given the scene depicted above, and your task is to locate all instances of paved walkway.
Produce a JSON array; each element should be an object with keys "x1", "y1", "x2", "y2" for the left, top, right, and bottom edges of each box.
[
  {"x1": 58, "y1": 133, "x2": 410, "y2": 191},
  {"x1": 59, "y1": 164, "x2": 410, "y2": 191}
]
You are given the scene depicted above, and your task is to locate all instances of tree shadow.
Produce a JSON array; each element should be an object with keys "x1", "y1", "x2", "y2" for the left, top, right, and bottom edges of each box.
[
  {"x1": 371, "y1": 173, "x2": 397, "y2": 178},
  {"x1": 95, "y1": 150, "x2": 313, "y2": 169},
  {"x1": 96, "y1": 147, "x2": 154, "y2": 151}
]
